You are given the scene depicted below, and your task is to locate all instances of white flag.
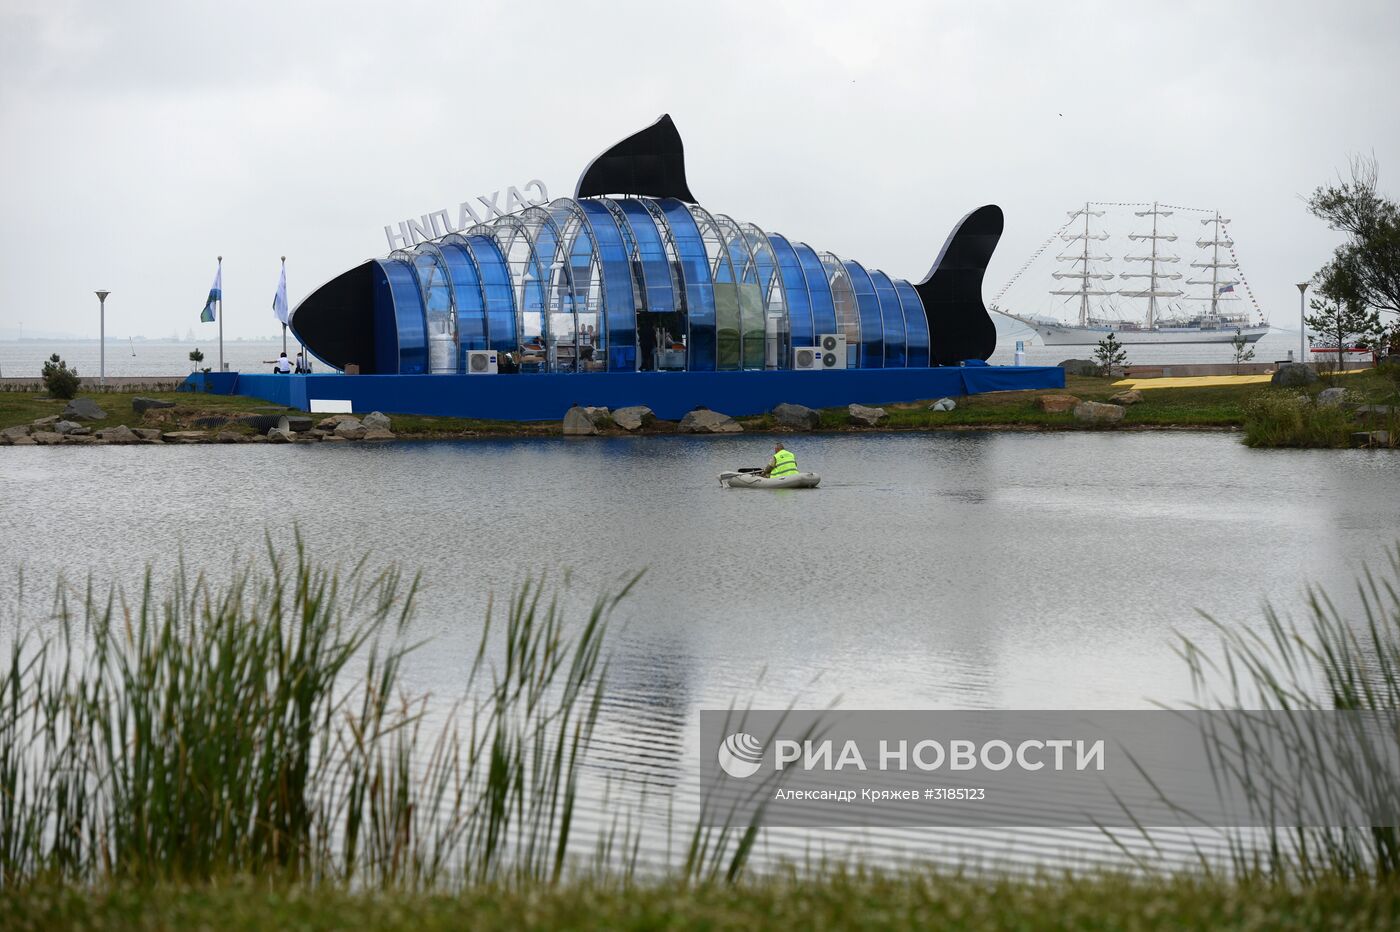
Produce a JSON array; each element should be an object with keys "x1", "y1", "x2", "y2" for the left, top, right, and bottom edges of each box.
[{"x1": 272, "y1": 263, "x2": 289, "y2": 325}]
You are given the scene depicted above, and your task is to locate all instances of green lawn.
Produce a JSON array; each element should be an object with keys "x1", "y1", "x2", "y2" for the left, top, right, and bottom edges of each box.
[{"x1": 4, "y1": 872, "x2": 1398, "y2": 931}]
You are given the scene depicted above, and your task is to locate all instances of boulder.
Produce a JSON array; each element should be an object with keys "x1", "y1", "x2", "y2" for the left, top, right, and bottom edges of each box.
[
  {"x1": 361, "y1": 411, "x2": 392, "y2": 431},
  {"x1": 65, "y1": 426, "x2": 92, "y2": 437},
  {"x1": 132, "y1": 428, "x2": 164, "y2": 442},
  {"x1": 1058, "y1": 359, "x2": 1098, "y2": 377},
  {"x1": 772, "y1": 403, "x2": 821, "y2": 430},
  {"x1": 1, "y1": 425, "x2": 31, "y2": 441},
  {"x1": 928, "y1": 397, "x2": 957, "y2": 412},
  {"x1": 6, "y1": 435, "x2": 37, "y2": 445},
  {"x1": 1108, "y1": 390, "x2": 1143, "y2": 406},
  {"x1": 1073, "y1": 401, "x2": 1126, "y2": 424},
  {"x1": 321, "y1": 434, "x2": 348, "y2": 442},
  {"x1": 31, "y1": 431, "x2": 65, "y2": 445},
  {"x1": 53, "y1": 420, "x2": 84, "y2": 435},
  {"x1": 333, "y1": 419, "x2": 367, "y2": 440},
  {"x1": 612, "y1": 405, "x2": 656, "y2": 431},
  {"x1": 61, "y1": 434, "x2": 97, "y2": 445},
  {"x1": 678, "y1": 409, "x2": 742, "y2": 434},
  {"x1": 363, "y1": 428, "x2": 396, "y2": 441},
  {"x1": 161, "y1": 431, "x2": 208, "y2": 444},
  {"x1": 267, "y1": 428, "x2": 295, "y2": 444},
  {"x1": 62, "y1": 398, "x2": 106, "y2": 421},
  {"x1": 215, "y1": 430, "x2": 245, "y2": 443},
  {"x1": 31, "y1": 416, "x2": 59, "y2": 428},
  {"x1": 582, "y1": 406, "x2": 611, "y2": 427},
  {"x1": 95, "y1": 425, "x2": 140, "y2": 444},
  {"x1": 1036, "y1": 394, "x2": 1081, "y2": 414},
  {"x1": 1272, "y1": 363, "x2": 1319, "y2": 387},
  {"x1": 1315, "y1": 387, "x2": 1347, "y2": 407},
  {"x1": 131, "y1": 396, "x2": 176, "y2": 415},
  {"x1": 246, "y1": 434, "x2": 269, "y2": 443},
  {"x1": 317, "y1": 414, "x2": 359, "y2": 430},
  {"x1": 285, "y1": 415, "x2": 315, "y2": 432},
  {"x1": 847, "y1": 404, "x2": 888, "y2": 427},
  {"x1": 562, "y1": 406, "x2": 599, "y2": 436}
]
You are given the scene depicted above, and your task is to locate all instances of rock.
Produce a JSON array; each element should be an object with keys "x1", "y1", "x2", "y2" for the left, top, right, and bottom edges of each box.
[
  {"x1": 581, "y1": 406, "x2": 611, "y2": 427},
  {"x1": 612, "y1": 405, "x2": 656, "y2": 431},
  {"x1": 1036, "y1": 394, "x2": 1082, "y2": 413},
  {"x1": 161, "y1": 431, "x2": 208, "y2": 444},
  {"x1": 562, "y1": 406, "x2": 599, "y2": 436},
  {"x1": 246, "y1": 434, "x2": 269, "y2": 443},
  {"x1": 322, "y1": 434, "x2": 348, "y2": 442},
  {"x1": 928, "y1": 397, "x2": 957, "y2": 412},
  {"x1": 304, "y1": 428, "x2": 327, "y2": 439},
  {"x1": 362, "y1": 428, "x2": 396, "y2": 441},
  {"x1": 66, "y1": 426, "x2": 91, "y2": 436},
  {"x1": 7, "y1": 435, "x2": 37, "y2": 445},
  {"x1": 62, "y1": 398, "x2": 106, "y2": 421},
  {"x1": 333, "y1": 419, "x2": 367, "y2": 440},
  {"x1": 131, "y1": 396, "x2": 176, "y2": 415},
  {"x1": 1073, "y1": 401, "x2": 1126, "y2": 424},
  {"x1": 61, "y1": 434, "x2": 97, "y2": 444},
  {"x1": 1316, "y1": 387, "x2": 1347, "y2": 407},
  {"x1": 215, "y1": 430, "x2": 245, "y2": 443},
  {"x1": 361, "y1": 411, "x2": 392, "y2": 431},
  {"x1": 1058, "y1": 359, "x2": 1098, "y2": 376},
  {"x1": 31, "y1": 416, "x2": 59, "y2": 428},
  {"x1": 1, "y1": 425, "x2": 31, "y2": 441},
  {"x1": 285, "y1": 416, "x2": 315, "y2": 432},
  {"x1": 1356, "y1": 404, "x2": 1399, "y2": 419},
  {"x1": 678, "y1": 409, "x2": 742, "y2": 434},
  {"x1": 847, "y1": 404, "x2": 888, "y2": 427},
  {"x1": 267, "y1": 428, "x2": 294, "y2": 443},
  {"x1": 95, "y1": 425, "x2": 140, "y2": 444},
  {"x1": 1108, "y1": 390, "x2": 1143, "y2": 406},
  {"x1": 31, "y1": 431, "x2": 65, "y2": 445},
  {"x1": 53, "y1": 420, "x2": 84, "y2": 435},
  {"x1": 132, "y1": 428, "x2": 163, "y2": 443},
  {"x1": 1272, "y1": 363, "x2": 1319, "y2": 387},
  {"x1": 317, "y1": 414, "x2": 359, "y2": 430},
  {"x1": 772, "y1": 403, "x2": 821, "y2": 430}
]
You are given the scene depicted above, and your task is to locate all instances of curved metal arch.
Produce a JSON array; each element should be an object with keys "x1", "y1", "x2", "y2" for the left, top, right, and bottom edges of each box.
[
  {"x1": 465, "y1": 213, "x2": 550, "y2": 356},
  {"x1": 376, "y1": 255, "x2": 428, "y2": 375},
  {"x1": 736, "y1": 221, "x2": 790, "y2": 369},
  {"x1": 545, "y1": 197, "x2": 607, "y2": 370},
  {"x1": 596, "y1": 196, "x2": 649, "y2": 311},
  {"x1": 519, "y1": 204, "x2": 584, "y2": 371},
  {"x1": 765, "y1": 233, "x2": 815, "y2": 361},
  {"x1": 406, "y1": 242, "x2": 459, "y2": 373},
  {"x1": 820, "y1": 251, "x2": 861, "y2": 367},
  {"x1": 841, "y1": 259, "x2": 885, "y2": 369},
  {"x1": 576, "y1": 198, "x2": 641, "y2": 371},
  {"x1": 712, "y1": 214, "x2": 767, "y2": 370},
  {"x1": 633, "y1": 197, "x2": 689, "y2": 325},
  {"x1": 792, "y1": 242, "x2": 839, "y2": 338},
  {"x1": 867, "y1": 269, "x2": 909, "y2": 368},
  {"x1": 684, "y1": 202, "x2": 744, "y2": 371},
  {"x1": 438, "y1": 233, "x2": 491, "y2": 355}
]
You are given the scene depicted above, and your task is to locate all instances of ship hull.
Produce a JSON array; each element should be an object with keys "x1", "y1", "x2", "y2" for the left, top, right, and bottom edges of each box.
[{"x1": 1028, "y1": 324, "x2": 1270, "y2": 346}]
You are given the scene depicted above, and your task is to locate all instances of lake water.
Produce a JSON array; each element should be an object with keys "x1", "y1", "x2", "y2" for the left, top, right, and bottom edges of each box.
[{"x1": 1, "y1": 432, "x2": 1395, "y2": 872}]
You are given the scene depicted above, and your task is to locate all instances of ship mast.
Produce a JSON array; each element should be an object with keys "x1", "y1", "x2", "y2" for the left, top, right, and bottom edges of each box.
[
  {"x1": 1051, "y1": 202, "x2": 1112, "y2": 326},
  {"x1": 1188, "y1": 212, "x2": 1240, "y2": 321},
  {"x1": 1119, "y1": 201, "x2": 1181, "y2": 330}
]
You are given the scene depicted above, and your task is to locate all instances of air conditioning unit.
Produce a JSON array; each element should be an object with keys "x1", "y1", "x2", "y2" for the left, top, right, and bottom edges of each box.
[
  {"x1": 466, "y1": 350, "x2": 498, "y2": 375},
  {"x1": 792, "y1": 346, "x2": 821, "y2": 371},
  {"x1": 817, "y1": 333, "x2": 846, "y2": 369}
]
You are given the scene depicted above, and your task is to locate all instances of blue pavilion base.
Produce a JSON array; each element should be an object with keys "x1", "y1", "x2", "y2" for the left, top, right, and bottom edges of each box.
[{"x1": 181, "y1": 366, "x2": 1065, "y2": 422}]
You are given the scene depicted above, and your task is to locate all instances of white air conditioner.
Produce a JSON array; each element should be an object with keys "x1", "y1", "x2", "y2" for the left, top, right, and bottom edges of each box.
[
  {"x1": 792, "y1": 346, "x2": 821, "y2": 371},
  {"x1": 466, "y1": 350, "x2": 498, "y2": 375},
  {"x1": 817, "y1": 334, "x2": 846, "y2": 369}
]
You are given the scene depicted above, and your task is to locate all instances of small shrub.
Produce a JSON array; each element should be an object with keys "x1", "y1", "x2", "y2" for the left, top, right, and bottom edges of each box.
[
  {"x1": 40, "y1": 353, "x2": 80, "y2": 399},
  {"x1": 1093, "y1": 332, "x2": 1128, "y2": 377},
  {"x1": 1242, "y1": 389, "x2": 1354, "y2": 447}
]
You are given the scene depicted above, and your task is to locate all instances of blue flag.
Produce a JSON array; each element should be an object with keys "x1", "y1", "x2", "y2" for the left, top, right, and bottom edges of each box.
[{"x1": 201, "y1": 265, "x2": 221, "y2": 322}]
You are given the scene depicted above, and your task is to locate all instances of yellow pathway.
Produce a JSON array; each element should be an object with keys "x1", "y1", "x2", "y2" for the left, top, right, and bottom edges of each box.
[{"x1": 1113, "y1": 368, "x2": 1369, "y2": 391}]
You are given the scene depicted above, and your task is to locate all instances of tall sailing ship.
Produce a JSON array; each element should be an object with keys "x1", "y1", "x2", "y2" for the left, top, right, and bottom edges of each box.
[{"x1": 992, "y1": 202, "x2": 1270, "y2": 345}]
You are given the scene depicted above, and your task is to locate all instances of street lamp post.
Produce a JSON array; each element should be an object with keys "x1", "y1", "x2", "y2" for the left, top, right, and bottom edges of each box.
[
  {"x1": 95, "y1": 290, "x2": 111, "y2": 386},
  {"x1": 1296, "y1": 282, "x2": 1309, "y2": 365}
]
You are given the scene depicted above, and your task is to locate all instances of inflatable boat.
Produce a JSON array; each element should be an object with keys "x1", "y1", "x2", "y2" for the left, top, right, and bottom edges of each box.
[{"x1": 718, "y1": 469, "x2": 821, "y2": 490}]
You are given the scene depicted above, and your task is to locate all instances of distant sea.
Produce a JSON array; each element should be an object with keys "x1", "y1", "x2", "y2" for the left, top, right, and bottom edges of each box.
[{"x1": 0, "y1": 325, "x2": 1307, "y2": 379}]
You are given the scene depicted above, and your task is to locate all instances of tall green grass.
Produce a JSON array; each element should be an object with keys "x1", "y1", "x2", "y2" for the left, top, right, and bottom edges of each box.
[{"x1": 0, "y1": 542, "x2": 745, "y2": 889}]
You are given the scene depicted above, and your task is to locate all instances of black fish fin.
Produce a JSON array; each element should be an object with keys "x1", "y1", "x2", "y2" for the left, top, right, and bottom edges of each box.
[
  {"x1": 913, "y1": 204, "x2": 1003, "y2": 364},
  {"x1": 575, "y1": 114, "x2": 697, "y2": 203}
]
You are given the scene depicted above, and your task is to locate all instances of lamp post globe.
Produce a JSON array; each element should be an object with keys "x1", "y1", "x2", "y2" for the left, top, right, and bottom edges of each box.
[{"x1": 95, "y1": 290, "x2": 111, "y2": 386}]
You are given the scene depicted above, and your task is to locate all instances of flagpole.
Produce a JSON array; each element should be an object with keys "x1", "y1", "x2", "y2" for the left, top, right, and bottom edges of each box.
[
  {"x1": 217, "y1": 255, "x2": 224, "y2": 373},
  {"x1": 280, "y1": 256, "x2": 287, "y2": 354}
]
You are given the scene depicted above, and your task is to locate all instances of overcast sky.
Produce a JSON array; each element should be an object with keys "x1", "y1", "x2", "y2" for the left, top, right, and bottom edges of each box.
[{"x1": 2, "y1": 0, "x2": 1397, "y2": 339}]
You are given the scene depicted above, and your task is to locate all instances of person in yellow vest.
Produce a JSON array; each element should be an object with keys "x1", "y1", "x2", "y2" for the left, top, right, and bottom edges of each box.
[{"x1": 761, "y1": 442, "x2": 799, "y2": 478}]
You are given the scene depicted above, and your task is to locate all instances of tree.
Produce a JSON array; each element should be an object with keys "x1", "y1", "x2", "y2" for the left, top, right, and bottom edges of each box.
[
  {"x1": 1093, "y1": 332, "x2": 1128, "y2": 377},
  {"x1": 40, "y1": 353, "x2": 80, "y2": 399},
  {"x1": 189, "y1": 348, "x2": 204, "y2": 372},
  {"x1": 1230, "y1": 329, "x2": 1256, "y2": 373},
  {"x1": 1307, "y1": 156, "x2": 1400, "y2": 320},
  {"x1": 1305, "y1": 297, "x2": 1382, "y2": 372}
]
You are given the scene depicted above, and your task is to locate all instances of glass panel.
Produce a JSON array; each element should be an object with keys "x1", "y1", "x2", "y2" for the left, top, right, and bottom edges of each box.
[
  {"x1": 714, "y1": 215, "x2": 765, "y2": 370},
  {"x1": 821, "y1": 252, "x2": 861, "y2": 368},
  {"x1": 376, "y1": 258, "x2": 426, "y2": 375},
  {"x1": 654, "y1": 198, "x2": 716, "y2": 371},
  {"x1": 895, "y1": 279, "x2": 930, "y2": 367},
  {"x1": 794, "y1": 243, "x2": 839, "y2": 338},
  {"x1": 579, "y1": 199, "x2": 639, "y2": 372},
  {"x1": 409, "y1": 245, "x2": 457, "y2": 374},
  {"x1": 438, "y1": 240, "x2": 487, "y2": 364},
  {"x1": 525, "y1": 206, "x2": 582, "y2": 373},
  {"x1": 869, "y1": 270, "x2": 907, "y2": 368},
  {"x1": 766, "y1": 234, "x2": 813, "y2": 360},
  {"x1": 842, "y1": 260, "x2": 885, "y2": 369},
  {"x1": 687, "y1": 204, "x2": 740, "y2": 371},
  {"x1": 618, "y1": 199, "x2": 683, "y2": 371},
  {"x1": 739, "y1": 223, "x2": 788, "y2": 369},
  {"x1": 465, "y1": 234, "x2": 518, "y2": 356}
]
